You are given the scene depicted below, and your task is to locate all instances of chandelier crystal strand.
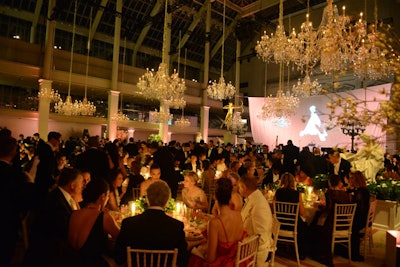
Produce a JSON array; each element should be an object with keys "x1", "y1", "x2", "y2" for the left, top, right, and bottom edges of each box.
[
  {"x1": 38, "y1": 85, "x2": 60, "y2": 102},
  {"x1": 55, "y1": 0, "x2": 80, "y2": 116},
  {"x1": 137, "y1": 0, "x2": 186, "y2": 109},
  {"x1": 353, "y1": 0, "x2": 392, "y2": 80},
  {"x1": 175, "y1": 43, "x2": 190, "y2": 128},
  {"x1": 317, "y1": 0, "x2": 356, "y2": 74},
  {"x1": 80, "y1": 7, "x2": 96, "y2": 116},
  {"x1": 255, "y1": 0, "x2": 299, "y2": 64},
  {"x1": 206, "y1": 0, "x2": 236, "y2": 100}
]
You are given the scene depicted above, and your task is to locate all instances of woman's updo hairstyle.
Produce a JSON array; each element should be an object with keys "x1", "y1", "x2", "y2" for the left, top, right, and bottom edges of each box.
[
  {"x1": 215, "y1": 177, "x2": 233, "y2": 205},
  {"x1": 82, "y1": 178, "x2": 109, "y2": 204}
]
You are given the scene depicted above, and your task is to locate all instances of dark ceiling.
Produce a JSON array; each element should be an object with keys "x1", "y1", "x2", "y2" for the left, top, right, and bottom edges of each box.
[{"x1": 0, "y1": 0, "x2": 329, "y2": 75}]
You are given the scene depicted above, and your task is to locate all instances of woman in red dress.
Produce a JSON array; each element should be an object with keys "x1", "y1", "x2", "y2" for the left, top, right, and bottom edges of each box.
[{"x1": 189, "y1": 178, "x2": 246, "y2": 266}]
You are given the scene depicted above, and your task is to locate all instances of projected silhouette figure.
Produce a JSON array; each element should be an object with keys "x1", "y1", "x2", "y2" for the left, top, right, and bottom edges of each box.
[{"x1": 300, "y1": 105, "x2": 327, "y2": 141}]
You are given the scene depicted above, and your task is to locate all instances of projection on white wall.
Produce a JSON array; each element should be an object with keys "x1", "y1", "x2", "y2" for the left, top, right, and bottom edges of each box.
[
  {"x1": 248, "y1": 83, "x2": 391, "y2": 150},
  {"x1": 300, "y1": 105, "x2": 328, "y2": 141}
]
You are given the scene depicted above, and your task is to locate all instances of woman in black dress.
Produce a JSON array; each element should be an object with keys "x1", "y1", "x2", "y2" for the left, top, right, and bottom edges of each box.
[
  {"x1": 274, "y1": 172, "x2": 308, "y2": 260},
  {"x1": 310, "y1": 174, "x2": 352, "y2": 266},
  {"x1": 348, "y1": 171, "x2": 370, "y2": 261}
]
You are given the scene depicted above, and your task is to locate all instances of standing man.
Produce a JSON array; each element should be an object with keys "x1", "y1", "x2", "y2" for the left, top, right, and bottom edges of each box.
[
  {"x1": 148, "y1": 142, "x2": 177, "y2": 198},
  {"x1": 282, "y1": 140, "x2": 300, "y2": 175},
  {"x1": 35, "y1": 131, "x2": 62, "y2": 202},
  {"x1": 327, "y1": 149, "x2": 351, "y2": 184},
  {"x1": 238, "y1": 174, "x2": 274, "y2": 266}
]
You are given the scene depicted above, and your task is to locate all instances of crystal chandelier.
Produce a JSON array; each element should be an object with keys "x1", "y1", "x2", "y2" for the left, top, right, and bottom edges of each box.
[
  {"x1": 150, "y1": 109, "x2": 172, "y2": 123},
  {"x1": 55, "y1": 0, "x2": 80, "y2": 116},
  {"x1": 174, "y1": 113, "x2": 190, "y2": 128},
  {"x1": 259, "y1": 89, "x2": 299, "y2": 120},
  {"x1": 257, "y1": 62, "x2": 299, "y2": 123},
  {"x1": 38, "y1": 85, "x2": 60, "y2": 102},
  {"x1": 206, "y1": 0, "x2": 236, "y2": 100},
  {"x1": 111, "y1": 93, "x2": 129, "y2": 122},
  {"x1": 292, "y1": 74, "x2": 323, "y2": 97},
  {"x1": 255, "y1": 0, "x2": 300, "y2": 64},
  {"x1": 228, "y1": 111, "x2": 247, "y2": 135},
  {"x1": 352, "y1": 3, "x2": 393, "y2": 81},
  {"x1": 317, "y1": 0, "x2": 358, "y2": 74},
  {"x1": 137, "y1": 0, "x2": 186, "y2": 109}
]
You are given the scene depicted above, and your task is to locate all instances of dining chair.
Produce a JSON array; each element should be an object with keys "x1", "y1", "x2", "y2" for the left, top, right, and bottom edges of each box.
[
  {"x1": 360, "y1": 198, "x2": 378, "y2": 256},
  {"x1": 269, "y1": 217, "x2": 281, "y2": 267},
  {"x1": 273, "y1": 201, "x2": 301, "y2": 267},
  {"x1": 126, "y1": 247, "x2": 178, "y2": 267},
  {"x1": 132, "y1": 187, "x2": 141, "y2": 200},
  {"x1": 331, "y1": 203, "x2": 357, "y2": 264},
  {"x1": 235, "y1": 234, "x2": 259, "y2": 267}
]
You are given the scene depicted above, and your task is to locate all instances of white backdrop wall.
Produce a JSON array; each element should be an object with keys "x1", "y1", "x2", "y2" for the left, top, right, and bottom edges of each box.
[{"x1": 248, "y1": 84, "x2": 391, "y2": 151}]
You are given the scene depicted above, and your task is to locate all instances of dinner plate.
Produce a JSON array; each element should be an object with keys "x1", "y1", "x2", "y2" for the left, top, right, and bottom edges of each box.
[{"x1": 185, "y1": 229, "x2": 203, "y2": 241}]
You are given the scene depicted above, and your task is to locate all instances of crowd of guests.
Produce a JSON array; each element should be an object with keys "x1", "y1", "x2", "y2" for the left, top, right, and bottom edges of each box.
[{"x1": 0, "y1": 129, "x2": 384, "y2": 267}]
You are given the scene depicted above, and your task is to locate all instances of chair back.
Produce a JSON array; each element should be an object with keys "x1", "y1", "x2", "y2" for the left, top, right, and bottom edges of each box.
[
  {"x1": 273, "y1": 201, "x2": 299, "y2": 234},
  {"x1": 132, "y1": 187, "x2": 141, "y2": 200},
  {"x1": 126, "y1": 247, "x2": 178, "y2": 267},
  {"x1": 235, "y1": 235, "x2": 259, "y2": 267},
  {"x1": 365, "y1": 199, "x2": 377, "y2": 230},
  {"x1": 273, "y1": 201, "x2": 301, "y2": 266},
  {"x1": 270, "y1": 217, "x2": 281, "y2": 265},
  {"x1": 333, "y1": 203, "x2": 357, "y2": 233}
]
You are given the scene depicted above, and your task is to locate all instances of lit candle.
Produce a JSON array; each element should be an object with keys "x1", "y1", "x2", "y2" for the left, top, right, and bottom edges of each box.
[
  {"x1": 176, "y1": 202, "x2": 181, "y2": 215},
  {"x1": 130, "y1": 201, "x2": 136, "y2": 215},
  {"x1": 307, "y1": 186, "x2": 314, "y2": 200}
]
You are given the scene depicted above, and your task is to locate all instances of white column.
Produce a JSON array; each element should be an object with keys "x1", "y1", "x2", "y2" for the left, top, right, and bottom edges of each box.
[
  {"x1": 107, "y1": 90, "x2": 120, "y2": 141},
  {"x1": 107, "y1": 0, "x2": 122, "y2": 140},
  {"x1": 38, "y1": 79, "x2": 52, "y2": 138},
  {"x1": 200, "y1": 106, "x2": 210, "y2": 142},
  {"x1": 158, "y1": 101, "x2": 170, "y2": 144},
  {"x1": 200, "y1": 0, "x2": 211, "y2": 142},
  {"x1": 128, "y1": 129, "x2": 135, "y2": 140}
]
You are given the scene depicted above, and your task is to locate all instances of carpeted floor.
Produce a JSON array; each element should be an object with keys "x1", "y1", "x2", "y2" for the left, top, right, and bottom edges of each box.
[
  {"x1": 272, "y1": 229, "x2": 388, "y2": 267},
  {"x1": 11, "y1": 228, "x2": 389, "y2": 267}
]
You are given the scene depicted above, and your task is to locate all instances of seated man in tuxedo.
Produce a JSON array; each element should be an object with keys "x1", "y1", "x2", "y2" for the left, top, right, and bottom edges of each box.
[
  {"x1": 114, "y1": 180, "x2": 188, "y2": 266},
  {"x1": 25, "y1": 168, "x2": 84, "y2": 267}
]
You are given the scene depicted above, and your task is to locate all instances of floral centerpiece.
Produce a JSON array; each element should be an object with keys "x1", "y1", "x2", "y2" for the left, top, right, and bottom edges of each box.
[
  {"x1": 134, "y1": 195, "x2": 176, "y2": 213},
  {"x1": 312, "y1": 174, "x2": 328, "y2": 190},
  {"x1": 367, "y1": 178, "x2": 400, "y2": 202}
]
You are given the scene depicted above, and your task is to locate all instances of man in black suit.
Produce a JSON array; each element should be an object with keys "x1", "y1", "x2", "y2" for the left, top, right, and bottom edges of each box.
[
  {"x1": 0, "y1": 135, "x2": 37, "y2": 267},
  {"x1": 282, "y1": 140, "x2": 300, "y2": 175},
  {"x1": 114, "y1": 180, "x2": 188, "y2": 266},
  {"x1": 148, "y1": 141, "x2": 178, "y2": 198},
  {"x1": 327, "y1": 149, "x2": 351, "y2": 184},
  {"x1": 206, "y1": 140, "x2": 218, "y2": 163},
  {"x1": 25, "y1": 168, "x2": 84, "y2": 267},
  {"x1": 76, "y1": 136, "x2": 109, "y2": 180},
  {"x1": 35, "y1": 131, "x2": 62, "y2": 203}
]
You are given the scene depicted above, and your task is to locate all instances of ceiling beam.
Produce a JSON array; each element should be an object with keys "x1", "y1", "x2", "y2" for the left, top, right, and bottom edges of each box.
[
  {"x1": 32, "y1": 0, "x2": 43, "y2": 29},
  {"x1": 90, "y1": 0, "x2": 109, "y2": 43},
  {"x1": 132, "y1": 0, "x2": 164, "y2": 58},
  {"x1": 240, "y1": 0, "x2": 282, "y2": 18},
  {"x1": 170, "y1": 3, "x2": 207, "y2": 62},
  {"x1": 210, "y1": 13, "x2": 240, "y2": 60}
]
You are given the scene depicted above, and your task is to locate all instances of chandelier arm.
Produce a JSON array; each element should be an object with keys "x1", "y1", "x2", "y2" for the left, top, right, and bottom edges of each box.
[
  {"x1": 162, "y1": 0, "x2": 168, "y2": 64},
  {"x1": 67, "y1": 0, "x2": 78, "y2": 97},
  {"x1": 279, "y1": 0, "x2": 283, "y2": 27},
  {"x1": 84, "y1": 6, "x2": 92, "y2": 99},
  {"x1": 264, "y1": 63, "x2": 267, "y2": 97},
  {"x1": 221, "y1": 0, "x2": 226, "y2": 77},
  {"x1": 177, "y1": 31, "x2": 181, "y2": 75}
]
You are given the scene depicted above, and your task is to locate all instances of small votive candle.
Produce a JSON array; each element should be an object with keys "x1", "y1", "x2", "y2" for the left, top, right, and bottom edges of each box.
[
  {"x1": 130, "y1": 201, "x2": 136, "y2": 216},
  {"x1": 306, "y1": 186, "x2": 314, "y2": 200}
]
